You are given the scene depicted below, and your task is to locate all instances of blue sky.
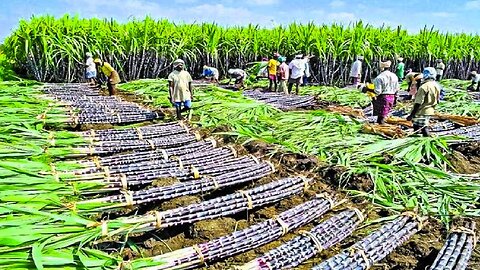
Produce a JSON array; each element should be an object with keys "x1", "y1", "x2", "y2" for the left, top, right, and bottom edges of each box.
[{"x1": 0, "y1": 0, "x2": 479, "y2": 41}]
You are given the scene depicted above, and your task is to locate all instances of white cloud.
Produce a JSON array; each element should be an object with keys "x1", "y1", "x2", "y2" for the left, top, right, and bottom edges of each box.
[
  {"x1": 245, "y1": 0, "x2": 279, "y2": 5},
  {"x1": 174, "y1": 0, "x2": 198, "y2": 3},
  {"x1": 327, "y1": 12, "x2": 356, "y2": 22},
  {"x1": 432, "y1": 12, "x2": 456, "y2": 18},
  {"x1": 329, "y1": 0, "x2": 346, "y2": 8},
  {"x1": 465, "y1": 0, "x2": 480, "y2": 9}
]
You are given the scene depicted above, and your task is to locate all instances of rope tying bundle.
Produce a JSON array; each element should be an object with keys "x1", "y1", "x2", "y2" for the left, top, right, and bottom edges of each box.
[
  {"x1": 192, "y1": 245, "x2": 206, "y2": 265},
  {"x1": 273, "y1": 215, "x2": 290, "y2": 236},
  {"x1": 239, "y1": 190, "x2": 254, "y2": 210},
  {"x1": 135, "y1": 127, "x2": 144, "y2": 140},
  {"x1": 300, "y1": 230, "x2": 324, "y2": 253}
]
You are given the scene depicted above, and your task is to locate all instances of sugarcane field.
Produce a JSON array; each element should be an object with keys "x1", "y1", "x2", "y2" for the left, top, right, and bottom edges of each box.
[{"x1": 1, "y1": 1, "x2": 480, "y2": 269}]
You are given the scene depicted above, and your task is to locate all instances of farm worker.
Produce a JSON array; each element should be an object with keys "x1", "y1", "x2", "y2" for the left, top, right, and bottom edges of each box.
[
  {"x1": 227, "y1": 68, "x2": 247, "y2": 89},
  {"x1": 395, "y1": 57, "x2": 405, "y2": 82},
  {"x1": 168, "y1": 59, "x2": 193, "y2": 120},
  {"x1": 277, "y1": 56, "x2": 290, "y2": 94},
  {"x1": 407, "y1": 67, "x2": 441, "y2": 137},
  {"x1": 288, "y1": 54, "x2": 306, "y2": 95},
  {"x1": 93, "y1": 58, "x2": 121, "y2": 96},
  {"x1": 435, "y1": 59, "x2": 446, "y2": 81},
  {"x1": 256, "y1": 57, "x2": 269, "y2": 79},
  {"x1": 267, "y1": 53, "x2": 280, "y2": 92},
  {"x1": 404, "y1": 69, "x2": 423, "y2": 99},
  {"x1": 302, "y1": 55, "x2": 312, "y2": 86},
  {"x1": 349, "y1": 55, "x2": 363, "y2": 87},
  {"x1": 372, "y1": 60, "x2": 399, "y2": 124},
  {"x1": 467, "y1": 71, "x2": 480, "y2": 92},
  {"x1": 202, "y1": 65, "x2": 219, "y2": 84},
  {"x1": 84, "y1": 52, "x2": 96, "y2": 85}
]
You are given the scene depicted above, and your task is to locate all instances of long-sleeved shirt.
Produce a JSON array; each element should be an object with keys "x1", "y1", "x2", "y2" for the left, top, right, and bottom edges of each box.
[
  {"x1": 435, "y1": 62, "x2": 446, "y2": 76},
  {"x1": 349, "y1": 60, "x2": 362, "y2": 78},
  {"x1": 373, "y1": 70, "x2": 399, "y2": 95}
]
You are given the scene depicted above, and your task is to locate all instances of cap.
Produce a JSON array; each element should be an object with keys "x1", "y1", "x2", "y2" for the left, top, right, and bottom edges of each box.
[
  {"x1": 380, "y1": 60, "x2": 392, "y2": 69},
  {"x1": 93, "y1": 58, "x2": 102, "y2": 64}
]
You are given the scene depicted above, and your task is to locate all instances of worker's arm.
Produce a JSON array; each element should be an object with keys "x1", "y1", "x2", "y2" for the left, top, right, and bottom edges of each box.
[
  {"x1": 407, "y1": 104, "x2": 421, "y2": 121},
  {"x1": 373, "y1": 77, "x2": 382, "y2": 95},
  {"x1": 189, "y1": 82, "x2": 194, "y2": 98},
  {"x1": 168, "y1": 81, "x2": 174, "y2": 103},
  {"x1": 407, "y1": 88, "x2": 425, "y2": 121}
]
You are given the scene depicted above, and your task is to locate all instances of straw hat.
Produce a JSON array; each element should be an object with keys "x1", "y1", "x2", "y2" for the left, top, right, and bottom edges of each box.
[
  {"x1": 380, "y1": 60, "x2": 392, "y2": 69},
  {"x1": 93, "y1": 58, "x2": 102, "y2": 64},
  {"x1": 397, "y1": 57, "x2": 404, "y2": 62}
]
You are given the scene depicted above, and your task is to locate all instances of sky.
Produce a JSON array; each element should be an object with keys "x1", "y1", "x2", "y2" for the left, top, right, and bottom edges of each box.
[{"x1": 0, "y1": 0, "x2": 479, "y2": 41}]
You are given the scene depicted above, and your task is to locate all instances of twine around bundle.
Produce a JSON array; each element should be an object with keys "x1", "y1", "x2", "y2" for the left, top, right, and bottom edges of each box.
[
  {"x1": 191, "y1": 165, "x2": 201, "y2": 179},
  {"x1": 273, "y1": 215, "x2": 290, "y2": 236},
  {"x1": 192, "y1": 244, "x2": 206, "y2": 265},
  {"x1": 451, "y1": 225, "x2": 477, "y2": 248},
  {"x1": 135, "y1": 127, "x2": 144, "y2": 140},
  {"x1": 146, "y1": 139, "x2": 156, "y2": 150},
  {"x1": 300, "y1": 230, "x2": 324, "y2": 253},
  {"x1": 238, "y1": 190, "x2": 254, "y2": 210},
  {"x1": 120, "y1": 174, "x2": 128, "y2": 190},
  {"x1": 348, "y1": 247, "x2": 371, "y2": 269}
]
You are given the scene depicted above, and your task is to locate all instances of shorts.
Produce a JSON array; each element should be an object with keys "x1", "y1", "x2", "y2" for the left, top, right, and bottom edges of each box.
[
  {"x1": 288, "y1": 77, "x2": 302, "y2": 84},
  {"x1": 86, "y1": 70, "x2": 97, "y2": 79},
  {"x1": 174, "y1": 100, "x2": 192, "y2": 109},
  {"x1": 413, "y1": 116, "x2": 431, "y2": 127},
  {"x1": 268, "y1": 74, "x2": 277, "y2": 81}
]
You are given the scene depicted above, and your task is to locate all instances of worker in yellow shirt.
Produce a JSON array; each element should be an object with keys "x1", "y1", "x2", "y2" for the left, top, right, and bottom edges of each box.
[
  {"x1": 94, "y1": 58, "x2": 121, "y2": 96},
  {"x1": 267, "y1": 53, "x2": 280, "y2": 92}
]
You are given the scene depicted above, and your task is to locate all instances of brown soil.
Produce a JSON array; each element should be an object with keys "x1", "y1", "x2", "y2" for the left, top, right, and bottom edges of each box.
[
  {"x1": 449, "y1": 142, "x2": 480, "y2": 174},
  {"x1": 111, "y1": 89, "x2": 478, "y2": 269}
]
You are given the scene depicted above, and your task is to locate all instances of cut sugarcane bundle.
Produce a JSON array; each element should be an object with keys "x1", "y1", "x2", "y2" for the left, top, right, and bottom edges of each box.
[
  {"x1": 435, "y1": 123, "x2": 480, "y2": 140},
  {"x1": 77, "y1": 139, "x2": 218, "y2": 168},
  {"x1": 65, "y1": 155, "x2": 263, "y2": 189},
  {"x1": 73, "y1": 133, "x2": 200, "y2": 156},
  {"x1": 362, "y1": 123, "x2": 404, "y2": 138},
  {"x1": 127, "y1": 193, "x2": 336, "y2": 270},
  {"x1": 428, "y1": 221, "x2": 476, "y2": 270},
  {"x1": 80, "y1": 122, "x2": 189, "y2": 142},
  {"x1": 93, "y1": 177, "x2": 312, "y2": 238},
  {"x1": 311, "y1": 213, "x2": 424, "y2": 270},
  {"x1": 240, "y1": 209, "x2": 363, "y2": 270},
  {"x1": 243, "y1": 90, "x2": 316, "y2": 110},
  {"x1": 76, "y1": 161, "x2": 274, "y2": 211}
]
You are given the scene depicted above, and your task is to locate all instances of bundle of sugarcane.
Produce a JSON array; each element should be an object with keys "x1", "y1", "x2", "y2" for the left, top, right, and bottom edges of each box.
[
  {"x1": 435, "y1": 123, "x2": 480, "y2": 140},
  {"x1": 385, "y1": 116, "x2": 413, "y2": 128},
  {"x1": 435, "y1": 113, "x2": 479, "y2": 126},
  {"x1": 326, "y1": 105, "x2": 365, "y2": 119},
  {"x1": 362, "y1": 123, "x2": 405, "y2": 138},
  {"x1": 77, "y1": 139, "x2": 218, "y2": 168},
  {"x1": 311, "y1": 213, "x2": 424, "y2": 270},
  {"x1": 428, "y1": 221, "x2": 476, "y2": 270},
  {"x1": 72, "y1": 132, "x2": 200, "y2": 156},
  {"x1": 242, "y1": 90, "x2": 316, "y2": 110},
  {"x1": 127, "y1": 193, "x2": 335, "y2": 270},
  {"x1": 240, "y1": 209, "x2": 363, "y2": 270},
  {"x1": 430, "y1": 120, "x2": 457, "y2": 132},
  {"x1": 67, "y1": 156, "x2": 265, "y2": 190},
  {"x1": 88, "y1": 177, "x2": 312, "y2": 238},
  {"x1": 76, "y1": 161, "x2": 274, "y2": 212},
  {"x1": 79, "y1": 122, "x2": 189, "y2": 142}
]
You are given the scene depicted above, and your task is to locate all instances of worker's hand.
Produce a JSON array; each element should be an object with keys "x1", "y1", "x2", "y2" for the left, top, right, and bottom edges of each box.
[{"x1": 406, "y1": 114, "x2": 413, "y2": 121}]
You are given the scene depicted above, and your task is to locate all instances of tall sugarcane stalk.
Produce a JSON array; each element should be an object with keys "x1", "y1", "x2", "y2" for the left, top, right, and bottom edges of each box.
[
  {"x1": 312, "y1": 213, "x2": 424, "y2": 270},
  {"x1": 126, "y1": 193, "x2": 336, "y2": 270},
  {"x1": 240, "y1": 209, "x2": 363, "y2": 270},
  {"x1": 429, "y1": 221, "x2": 476, "y2": 270}
]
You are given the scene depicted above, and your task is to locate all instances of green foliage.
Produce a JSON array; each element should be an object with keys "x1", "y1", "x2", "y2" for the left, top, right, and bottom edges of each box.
[
  {"x1": 4, "y1": 16, "x2": 480, "y2": 83},
  {"x1": 0, "y1": 51, "x2": 17, "y2": 81}
]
